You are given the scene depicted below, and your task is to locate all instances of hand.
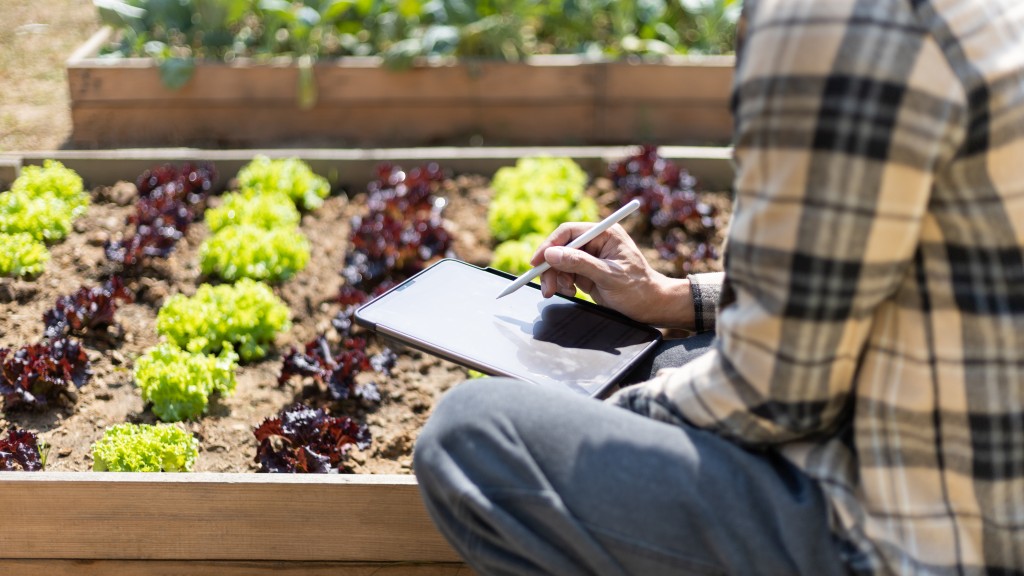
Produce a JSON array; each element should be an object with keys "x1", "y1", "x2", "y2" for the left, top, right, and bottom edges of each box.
[{"x1": 531, "y1": 223, "x2": 695, "y2": 330}]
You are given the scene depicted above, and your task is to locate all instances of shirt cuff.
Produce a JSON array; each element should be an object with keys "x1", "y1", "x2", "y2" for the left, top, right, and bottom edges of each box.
[{"x1": 688, "y1": 272, "x2": 723, "y2": 333}]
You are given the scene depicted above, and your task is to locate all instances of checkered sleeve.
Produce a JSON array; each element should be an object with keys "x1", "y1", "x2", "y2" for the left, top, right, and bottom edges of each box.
[
  {"x1": 611, "y1": 0, "x2": 963, "y2": 445},
  {"x1": 688, "y1": 272, "x2": 723, "y2": 333}
]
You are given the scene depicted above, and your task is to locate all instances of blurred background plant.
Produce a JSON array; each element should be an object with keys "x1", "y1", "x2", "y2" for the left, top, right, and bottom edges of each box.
[{"x1": 94, "y1": 0, "x2": 740, "y2": 95}]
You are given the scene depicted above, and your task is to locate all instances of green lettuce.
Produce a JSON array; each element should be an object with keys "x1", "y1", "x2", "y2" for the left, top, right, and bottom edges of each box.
[
  {"x1": 156, "y1": 278, "x2": 291, "y2": 361},
  {"x1": 0, "y1": 233, "x2": 50, "y2": 276},
  {"x1": 205, "y1": 190, "x2": 301, "y2": 233},
  {"x1": 487, "y1": 157, "x2": 597, "y2": 242},
  {"x1": 235, "y1": 156, "x2": 330, "y2": 210},
  {"x1": 490, "y1": 233, "x2": 547, "y2": 276},
  {"x1": 199, "y1": 224, "x2": 310, "y2": 283},
  {"x1": 11, "y1": 160, "x2": 89, "y2": 213},
  {"x1": 91, "y1": 423, "x2": 199, "y2": 472},
  {"x1": 134, "y1": 343, "x2": 238, "y2": 422},
  {"x1": 0, "y1": 160, "x2": 89, "y2": 244}
]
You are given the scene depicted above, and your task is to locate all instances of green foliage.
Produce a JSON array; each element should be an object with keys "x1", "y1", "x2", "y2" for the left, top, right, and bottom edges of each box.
[
  {"x1": 205, "y1": 190, "x2": 301, "y2": 232},
  {"x1": 200, "y1": 224, "x2": 310, "y2": 282},
  {"x1": 487, "y1": 157, "x2": 598, "y2": 242},
  {"x1": 91, "y1": 422, "x2": 199, "y2": 472},
  {"x1": 0, "y1": 192, "x2": 78, "y2": 242},
  {"x1": 0, "y1": 233, "x2": 50, "y2": 277},
  {"x1": 0, "y1": 160, "x2": 90, "y2": 243},
  {"x1": 156, "y1": 278, "x2": 292, "y2": 361},
  {"x1": 11, "y1": 160, "x2": 89, "y2": 213},
  {"x1": 234, "y1": 156, "x2": 331, "y2": 210},
  {"x1": 134, "y1": 343, "x2": 238, "y2": 422},
  {"x1": 490, "y1": 233, "x2": 547, "y2": 276},
  {"x1": 96, "y1": 0, "x2": 740, "y2": 69}
]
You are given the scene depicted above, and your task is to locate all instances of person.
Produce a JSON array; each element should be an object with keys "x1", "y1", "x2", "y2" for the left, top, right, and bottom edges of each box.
[{"x1": 413, "y1": 0, "x2": 1024, "y2": 573}]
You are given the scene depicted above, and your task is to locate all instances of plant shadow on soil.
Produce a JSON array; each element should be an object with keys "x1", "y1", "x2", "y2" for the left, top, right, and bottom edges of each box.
[{"x1": 0, "y1": 171, "x2": 729, "y2": 473}]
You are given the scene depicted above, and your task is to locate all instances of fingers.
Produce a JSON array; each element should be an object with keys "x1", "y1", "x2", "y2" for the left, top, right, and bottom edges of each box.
[{"x1": 530, "y1": 222, "x2": 596, "y2": 266}]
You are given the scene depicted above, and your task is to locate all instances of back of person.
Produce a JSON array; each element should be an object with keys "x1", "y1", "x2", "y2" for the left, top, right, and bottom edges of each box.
[
  {"x1": 414, "y1": 1, "x2": 1024, "y2": 574},
  {"x1": 730, "y1": 0, "x2": 1024, "y2": 572}
]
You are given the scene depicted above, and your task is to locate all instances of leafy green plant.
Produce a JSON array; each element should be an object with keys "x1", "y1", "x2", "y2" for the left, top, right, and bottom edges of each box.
[
  {"x1": 91, "y1": 423, "x2": 199, "y2": 472},
  {"x1": 205, "y1": 190, "x2": 301, "y2": 232},
  {"x1": 234, "y1": 156, "x2": 331, "y2": 210},
  {"x1": 491, "y1": 233, "x2": 547, "y2": 276},
  {"x1": 94, "y1": 0, "x2": 740, "y2": 76},
  {"x1": 199, "y1": 224, "x2": 310, "y2": 282},
  {"x1": 487, "y1": 156, "x2": 598, "y2": 242},
  {"x1": 0, "y1": 233, "x2": 50, "y2": 277},
  {"x1": 10, "y1": 160, "x2": 89, "y2": 212},
  {"x1": 0, "y1": 160, "x2": 90, "y2": 243},
  {"x1": 156, "y1": 278, "x2": 291, "y2": 361},
  {"x1": 134, "y1": 343, "x2": 238, "y2": 422}
]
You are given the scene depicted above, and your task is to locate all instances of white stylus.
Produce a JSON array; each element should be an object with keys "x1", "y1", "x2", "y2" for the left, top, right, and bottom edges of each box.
[{"x1": 495, "y1": 199, "x2": 642, "y2": 299}]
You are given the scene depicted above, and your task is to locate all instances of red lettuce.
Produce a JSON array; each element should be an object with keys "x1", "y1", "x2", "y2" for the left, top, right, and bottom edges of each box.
[
  {"x1": 278, "y1": 334, "x2": 393, "y2": 403},
  {"x1": 253, "y1": 403, "x2": 371, "y2": 473},
  {"x1": 341, "y1": 163, "x2": 453, "y2": 292},
  {"x1": 43, "y1": 276, "x2": 133, "y2": 338},
  {"x1": 0, "y1": 338, "x2": 91, "y2": 410},
  {"x1": 0, "y1": 427, "x2": 43, "y2": 471}
]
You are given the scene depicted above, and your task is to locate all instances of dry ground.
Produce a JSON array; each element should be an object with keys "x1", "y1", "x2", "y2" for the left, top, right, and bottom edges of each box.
[{"x1": 0, "y1": 0, "x2": 99, "y2": 152}]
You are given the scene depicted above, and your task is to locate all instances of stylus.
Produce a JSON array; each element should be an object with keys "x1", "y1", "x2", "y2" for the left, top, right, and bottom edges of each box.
[{"x1": 495, "y1": 198, "x2": 642, "y2": 299}]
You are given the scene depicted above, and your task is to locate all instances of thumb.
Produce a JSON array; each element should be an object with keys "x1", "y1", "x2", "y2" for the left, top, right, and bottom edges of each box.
[{"x1": 545, "y1": 246, "x2": 606, "y2": 278}]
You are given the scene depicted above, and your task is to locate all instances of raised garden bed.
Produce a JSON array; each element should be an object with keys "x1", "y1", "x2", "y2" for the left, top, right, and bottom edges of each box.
[
  {"x1": 0, "y1": 146, "x2": 733, "y2": 574},
  {"x1": 66, "y1": 28, "x2": 735, "y2": 149}
]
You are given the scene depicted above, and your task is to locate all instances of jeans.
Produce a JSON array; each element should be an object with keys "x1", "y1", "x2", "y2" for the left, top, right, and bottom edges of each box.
[{"x1": 413, "y1": 335, "x2": 849, "y2": 575}]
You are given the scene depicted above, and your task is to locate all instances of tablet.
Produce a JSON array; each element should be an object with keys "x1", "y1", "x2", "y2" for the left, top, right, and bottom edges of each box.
[{"x1": 354, "y1": 258, "x2": 662, "y2": 397}]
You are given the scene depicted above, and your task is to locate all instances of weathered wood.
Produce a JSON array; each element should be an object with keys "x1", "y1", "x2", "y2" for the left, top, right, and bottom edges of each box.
[
  {"x1": 14, "y1": 146, "x2": 736, "y2": 192},
  {"x1": 0, "y1": 155, "x2": 20, "y2": 190},
  {"x1": 0, "y1": 472, "x2": 460, "y2": 563},
  {"x1": 66, "y1": 28, "x2": 735, "y2": 148},
  {"x1": 0, "y1": 560, "x2": 474, "y2": 576}
]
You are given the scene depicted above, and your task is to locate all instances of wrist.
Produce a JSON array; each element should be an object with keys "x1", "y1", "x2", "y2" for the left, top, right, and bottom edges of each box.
[{"x1": 642, "y1": 273, "x2": 696, "y2": 330}]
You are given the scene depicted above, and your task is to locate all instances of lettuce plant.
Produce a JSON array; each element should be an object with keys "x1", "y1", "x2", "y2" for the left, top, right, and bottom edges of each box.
[
  {"x1": 0, "y1": 160, "x2": 90, "y2": 244},
  {"x1": 205, "y1": 190, "x2": 301, "y2": 233},
  {"x1": 0, "y1": 338, "x2": 91, "y2": 411},
  {"x1": 341, "y1": 163, "x2": 453, "y2": 292},
  {"x1": 0, "y1": 427, "x2": 44, "y2": 471},
  {"x1": 91, "y1": 423, "x2": 199, "y2": 472},
  {"x1": 10, "y1": 160, "x2": 89, "y2": 213},
  {"x1": 156, "y1": 278, "x2": 291, "y2": 361},
  {"x1": 43, "y1": 276, "x2": 134, "y2": 338},
  {"x1": 0, "y1": 233, "x2": 50, "y2": 277},
  {"x1": 0, "y1": 192, "x2": 80, "y2": 243},
  {"x1": 134, "y1": 343, "x2": 238, "y2": 422},
  {"x1": 199, "y1": 224, "x2": 310, "y2": 283},
  {"x1": 235, "y1": 156, "x2": 330, "y2": 210},
  {"x1": 487, "y1": 157, "x2": 598, "y2": 242},
  {"x1": 254, "y1": 403, "x2": 371, "y2": 473},
  {"x1": 490, "y1": 233, "x2": 548, "y2": 276}
]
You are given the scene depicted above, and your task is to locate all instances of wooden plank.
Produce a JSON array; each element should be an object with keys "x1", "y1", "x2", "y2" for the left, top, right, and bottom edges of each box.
[
  {"x1": 601, "y1": 103, "x2": 734, "y2": 145},
  {"x1": 315, "y1": 59, "x2": 596, "y2": 104},
  {"x1": 0, "y1": 560, "x2": 474, "y2": 576},
  {"x1": 0, "y1": 155, "x2": 20, "y2": 190},
  {"x1": 604, "y1": 59, "x2": 734, "y2": 103},
  {"x1": 15, "y1": 146, "x2": 736, "y2": 192},
  {"x1": 68, "y1": 65, "x2": 300, "y2": 104},
  {"x1": 0, "y1": 472, "x2": 461, "y2": 562},
  {"x1": 68, "y1": 103, "x2": 602, "y2": 149}
]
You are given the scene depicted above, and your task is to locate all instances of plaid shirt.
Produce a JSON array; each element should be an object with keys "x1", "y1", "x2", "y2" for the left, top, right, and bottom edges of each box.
[{"x1": 612, "y1": 0, "x2": 1024, "y2": 574}]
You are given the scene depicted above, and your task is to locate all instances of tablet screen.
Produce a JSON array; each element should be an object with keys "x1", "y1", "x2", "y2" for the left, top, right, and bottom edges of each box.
[{"x1": 355, "y1": 259, "x2": 661, "y2": 396}]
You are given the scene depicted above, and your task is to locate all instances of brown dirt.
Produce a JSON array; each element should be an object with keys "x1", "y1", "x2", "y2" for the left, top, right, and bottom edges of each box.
[{"x1": 0, "y1": 169, "x2": 729, "y2": 474}]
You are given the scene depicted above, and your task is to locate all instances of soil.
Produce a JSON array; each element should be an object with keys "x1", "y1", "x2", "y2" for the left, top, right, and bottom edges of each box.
[{"x1": 0, "y1": 170, "x2": 729, "y2": 474}]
